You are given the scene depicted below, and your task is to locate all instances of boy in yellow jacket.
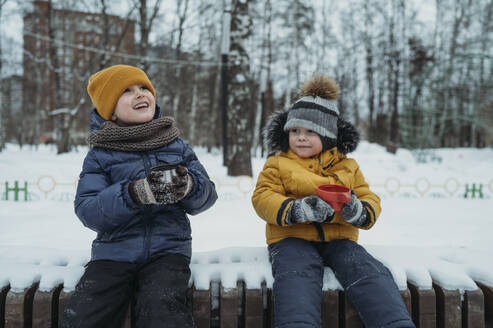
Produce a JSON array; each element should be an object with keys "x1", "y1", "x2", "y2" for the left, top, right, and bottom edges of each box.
[{"x1": 252, "y1": 75, "x2": 415, "y2": 328}]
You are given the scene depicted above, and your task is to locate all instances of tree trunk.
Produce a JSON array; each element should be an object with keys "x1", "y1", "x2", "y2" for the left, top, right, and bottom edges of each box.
[
  {"x1": 387, "y1": 8, "x2": 395, "y2": 146},
  {"x1": 189, "y1": 65, "x2": 200, "y2": 144},
  {"x1": 98, "y1": 0, "x2": 136, "y2": 69},
  {"x1": 262, "y1": 22, "x2": 274, "y2": 157},
  {"x1": 252, "y1": 0, "x2": 271, "y2": 157},
  {"x1": 0, "y1": 88, "x2": 3, "y2": 151},
  {"x1": 226, "y1": 0, "x2": 253, "y2": 176},
  {"x1": 365, "y1": 41, "x2": 375, "y2": 140},
  {"x1": 0, "y1": 0, "x2": 6, "y2": 151},
  {"x1": 363, "y1": 1, "x2": 375, "y2": 141},
  {"x1": 170, "y1": 0, "x2": 189, "y2": 122},
  {"x1": 476, "y1": 0, "x2": 492, "y2": 147},
  {"x1": 46, "y1": 0, "x2": 71, "y2": 154},
  {"x1": 58, "y1": 115, "x2": 71, "y2": 154},
  {"x1": 389, "y1": 0, "x2": 402, "y2": 145},
  {"x1": 206, "y1": 44, "x2": 223, "y2": 152},
  {"x1": 138, "y1": 0, "x2": 162, "y2": 72}
]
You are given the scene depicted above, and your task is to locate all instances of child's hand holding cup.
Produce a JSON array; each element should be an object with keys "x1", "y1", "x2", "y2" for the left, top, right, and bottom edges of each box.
[{"x1": 316, "y1": 184, "x2": 352, "y2": 212}]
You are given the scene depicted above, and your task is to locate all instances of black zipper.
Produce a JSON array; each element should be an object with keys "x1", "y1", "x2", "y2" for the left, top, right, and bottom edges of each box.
[
  {"x1": 312, "y1": 223, "x2": 326, "y2": 242},
  {"x1": 323, "y1": 159, "x2": 335, "y2": 170}
]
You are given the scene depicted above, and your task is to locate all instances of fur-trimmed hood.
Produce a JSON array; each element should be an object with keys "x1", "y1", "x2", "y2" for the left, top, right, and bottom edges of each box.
[{"x1": 262, "y1": 110, "x2": 360, "y2": 155}]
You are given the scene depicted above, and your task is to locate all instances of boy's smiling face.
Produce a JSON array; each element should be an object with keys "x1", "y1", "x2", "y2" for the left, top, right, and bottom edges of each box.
[
  {"x1": 111, "y1": 84, "x2": 156, "y2": 126},
  {"x1": 288, "y1": 127, "x2": 323, "y2": 158}
]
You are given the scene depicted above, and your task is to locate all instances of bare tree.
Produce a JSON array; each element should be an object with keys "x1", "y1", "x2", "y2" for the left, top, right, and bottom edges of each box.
[
  {"x1": 46, "y1": 0, "x2": 70, "y2": 153},
  {"x1": 137, "y1": 0, "x2": 162, "y2": 72},
  {"x1": 274, "y1": 0, "x2": 314, "y2": 108},
  {"x1": 251, "y1": 0, "x2": 272, "y2": 155},
  {"x1": 363, "y1": 1, "x2": 376, "y2": 141},
  {"x1": 0, "y1": 0, "x2": 8, "y2": 151},
  {"x1": 97, "y1": 0, "x2": 137, "y2": 69},
  {"x1": 387, "y1": 0, "x2": 405, "y2": 145},
  {"x1": 6, "y1": 0, "x2": 493, "y2": 154},
  {"x1": 170, "y1": 0, "x2": 189, "y2": 120},
  {"x1": 226, "y1": 0, "x2": 254, "y2": 176}
]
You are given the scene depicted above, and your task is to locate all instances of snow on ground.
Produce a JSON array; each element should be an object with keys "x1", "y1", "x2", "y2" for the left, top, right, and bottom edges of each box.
[{"x1": 0, "y1": 142, "x2": 492, "y2": 292}]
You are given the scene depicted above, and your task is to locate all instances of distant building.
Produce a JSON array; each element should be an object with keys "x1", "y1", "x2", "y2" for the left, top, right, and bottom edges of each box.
[{"x1": 22, "y1": 0, "x2": 137, "y2": 136}]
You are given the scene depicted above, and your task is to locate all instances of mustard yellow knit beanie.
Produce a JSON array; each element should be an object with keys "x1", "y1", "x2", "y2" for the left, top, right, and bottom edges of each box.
[{"x1": 87, "y1": 65, "x2": 156, "y2": 120}]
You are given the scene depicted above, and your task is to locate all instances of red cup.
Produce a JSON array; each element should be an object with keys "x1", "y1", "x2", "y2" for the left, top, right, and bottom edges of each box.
[{"x1": 316, "y1": 184, "x2": 351, "y2": 212}]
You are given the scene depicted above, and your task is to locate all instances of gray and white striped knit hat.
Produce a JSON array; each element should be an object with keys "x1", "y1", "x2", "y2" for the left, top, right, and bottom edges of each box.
[{"x1": 283, "y1": 75, "x2": 340, "y2": 139}]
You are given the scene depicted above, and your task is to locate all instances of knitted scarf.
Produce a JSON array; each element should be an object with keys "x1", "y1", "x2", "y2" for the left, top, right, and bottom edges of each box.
[{"x1": 87, "y1": 117, "x2": 180, "y2": 152}]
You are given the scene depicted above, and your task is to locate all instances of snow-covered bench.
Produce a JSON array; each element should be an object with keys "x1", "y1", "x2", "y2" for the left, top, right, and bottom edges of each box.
[
  {"x1": 0, "y1": 280, "x2": 490, "y2": 327},
  {"x1": 1, "y1": 247, "x2": 491, "y2": 327}
]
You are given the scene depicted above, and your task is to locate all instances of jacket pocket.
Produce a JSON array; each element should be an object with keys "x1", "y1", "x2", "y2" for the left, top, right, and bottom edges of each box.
[{"x1": 155, "y1": 153, "x2": 183, "y2": 167}]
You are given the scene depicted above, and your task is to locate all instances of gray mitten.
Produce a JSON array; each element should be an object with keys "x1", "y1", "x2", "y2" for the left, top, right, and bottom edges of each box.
[
  {"x1": 341, "y1": 190, "x2": 369, "y2": 227},
  {"x1": 129, "y1": 165, "x2": 193, "y2": 204},
  {"x1": 285, "y1": 195, "x2": 335, "y2": 226}
]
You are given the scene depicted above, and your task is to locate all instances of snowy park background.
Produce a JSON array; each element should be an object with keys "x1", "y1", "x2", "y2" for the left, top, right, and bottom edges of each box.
[{"x1": 1, "y1": 142, "x2": 492, "y2": 294}]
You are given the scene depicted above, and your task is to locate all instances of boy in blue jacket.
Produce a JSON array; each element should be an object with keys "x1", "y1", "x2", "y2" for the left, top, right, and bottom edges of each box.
[{"x1": 60, "y1": 64, "x2": 217, "y2": 328}]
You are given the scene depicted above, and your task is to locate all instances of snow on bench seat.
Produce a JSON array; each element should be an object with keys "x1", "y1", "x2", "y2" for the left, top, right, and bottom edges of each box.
[{"x1": 0, "y1": 246, "x2": 491, "y2": 327}]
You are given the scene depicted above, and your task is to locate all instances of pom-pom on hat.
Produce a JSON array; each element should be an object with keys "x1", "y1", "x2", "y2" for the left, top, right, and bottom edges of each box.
[
  {"x1": 87, "y1": 65, "x2": 156, "y2": 120},
  {"x1": 283, "y1": 74, "x2": 340, "y2": 139}
]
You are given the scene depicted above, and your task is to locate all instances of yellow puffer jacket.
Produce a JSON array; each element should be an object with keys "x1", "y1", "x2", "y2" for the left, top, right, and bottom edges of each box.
[{"x1": 252, "y1": 148, "x2": 381, "y2": 245}]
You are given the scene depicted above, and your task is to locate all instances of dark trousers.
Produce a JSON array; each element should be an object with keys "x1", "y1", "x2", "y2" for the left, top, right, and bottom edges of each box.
[
  {"x1": 60, "y1": 254, "x2": 194, "y2": 328},
  {"x1": 268, "y1": 238, "x2": 415, "y2": 328}
]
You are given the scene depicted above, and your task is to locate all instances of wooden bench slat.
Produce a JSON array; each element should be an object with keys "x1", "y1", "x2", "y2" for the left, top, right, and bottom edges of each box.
[
  {"x1": 244, "y1": 288, "x2": 263, "y2": 328},
  {"x1": 408, "y1": 282, "x2": 436, "y2": 328},
  {"x1": 57, "y1": 289, "x2": 73, "y2": 327},
  {"x1": 210, "y1": 281, "x2": 220, "y2": 328},
  {"x1": 4, "y1": 282, "x2": 38, "y2": 328},
  {"x1": 193, "y1": 288, "x2": 211, "y2": 328},
  {"x1": 220, "y1": 285, "x2": 238, "y2": 328},
  {"x1": 1, "y1": 279, "x2": 488, "y2": 327},
  {"x1": 342, "y1": 292, "x2": 364, "y2": 328},
  {"x1": 463, "y1": 288, "x2": 485, "y2": 328},
  {"x1": 475, "y1": 282, "x2": 492, "y2": 328},
  {"x1": 32, "y1": 284, "x2": 63, "y2": 328},
  {"x1": 433, "y1": 283, "x2": 461, "y2": 328},
  {"x1": 260, "y1": 282, "x2": 269, "y2": 328},
  {"x1": 268, "y1": 288, "x2": 274, "y2": 328},
  {"x1": 321, "y1": 290, "x2": 339, "y2": 328},
  {"x1": 339, "y1": 289, "x2": 411, "y2": 328},
  {"x1": 1, "y1": 285, "x2": 11, "y2": 328},
  {"x1": 401, "y1": 288, "x2": 412, "y2": 316}
]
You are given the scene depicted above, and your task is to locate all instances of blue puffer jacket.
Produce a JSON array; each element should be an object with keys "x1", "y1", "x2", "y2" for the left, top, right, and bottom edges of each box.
[{"x1": 75, "y1": 105, "x2": 217, "y2": 263}]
